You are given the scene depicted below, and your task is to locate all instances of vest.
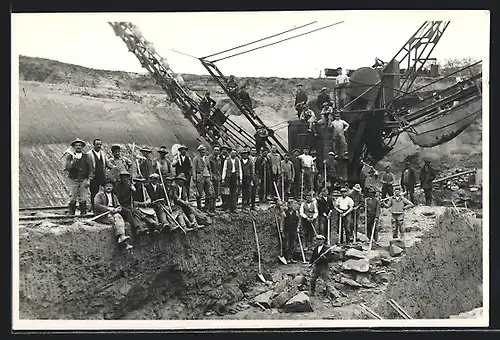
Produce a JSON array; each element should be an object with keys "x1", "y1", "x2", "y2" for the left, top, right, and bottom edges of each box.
[
  {"x1": 241, "y1": 159, "x2": 253, "y2": 177},
  {"x1": 68, "y1": 153, "x2": 91, "y2": 180},
  {"x1": 225, "y1": 158, "x2": 241, "y2": 179},
  {"x1": 93, "y1": 151, "x2": 105, "y2": 179},
  {"x1": 303, "y1": 201, "x2": 316, "y2": 218},
  {"x1": 390, "y1": 197, "x2": 406, "y2": 214}
]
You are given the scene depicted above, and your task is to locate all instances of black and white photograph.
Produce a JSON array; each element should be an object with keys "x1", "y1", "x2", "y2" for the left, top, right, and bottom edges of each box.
[{"x1": 12, "y1": 10, "x2": 489, "y2": 329}]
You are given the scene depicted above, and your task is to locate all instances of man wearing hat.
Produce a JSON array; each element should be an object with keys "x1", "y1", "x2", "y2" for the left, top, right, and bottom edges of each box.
[
  {"x1": 108, "y1": 144, "x2": 133, "y2": 183},
  {"x1": 419, "y1": 160, "x2": 437, "y2": 206},
  {"x1": 324, "y1": 151, "x2": 339, "y2": 193},
  {"x1": 317, "y1": 87, "x2": 331, "y2": 113},
  {"x1": 298, "y1": 147, "x2": 315, "y2": 195},
  {"x1": 299, "y1": 191, "x2": 319, "y2": 250},
  {"x1": 365, "y1": 188, "x2": 381, "y2": 243},
  {"x1": 334, "y1": 187, "x2": 354, "y2": 243},
  {"x1": 381, "y1": 165, "x2": 396, "y2": 199},
  {"x1": 114, "y1": 169, "x2": 151, "y2": 237},
  {"x1": 239, "y1": 147, "x2": 255, "y2": 209},
  {"x1": 249, "y1": 147, "x2": 257, "y2": 163},
  {"x1": 137, "y1": 146, "x2": 155, "y2": 183},
  {"x1": 93, "y1": 177, "x2": 133, "y2": 250},
  {"x1": 222, "y1": 148, "x2": 243, "y2": 213},
  {"x1": 254, "y1": 125, "x2": 270, "y2": 154},
  {"x1": 349, "y1": 184, "x2": 364, "y2": 237},
  {"x1": 209, "y1": 145, "x2": 223, "y2": 206},
  {"x1": 131, "y1": 174, "x2": 163, "y2": 234},
  {"x1": 200, "y1": 92, "x2": 216, "y2": 117},
  {"x1": 280, "y1": 200, "x2": 299, "y2": 263},
  {"x1": 400, "y1": 160, "x2": 417, "y2": 203},
  {"x1": 280, "y1": 153, "x2": 295, "y2": 202},
  {"x1": 330, "y1": 113, "x2": 349, "y2": 157},
  {"x1": 320, "y1": 101, "x2": 333, "y2": 126},
  {"x1": 145, "y1": 173, "x2": 169, "y2": 230},
  {"x1": 153, "y1": 146, "x2": 173, "y2": 181},
  {"x1": 192, "y1": 144, "x2": 215, "y2": 212},
  {"x1": 255, "y1": 147, "x2": 270, "y2": 204},
  {"x1": 171, "y1": 173, "x2": 202, "y2": 230},
  {"x1": 290, "y1": 149, "x2": 302, "y2": 198},
  {"x1": 383, "y1": 186, "x2": 414, "y2": 240},
  {"x1": 172, "y1": 145, "x2": 193, "y2": 199},
  {"x1": 87, "y1": 138, "x2": 115, "y2": 213},
  {"x1": 294, "y1": 84, "x2": 308, "y2": 118},
  {"x1": 309, "y1": 234, "x2": 334, "y2": 297},
  {"x1": 317, "y1": 187, "x2": 334, "y2": 240},
  {"x1": 63, "y1": 138, "x2": 92, "y2": 215},
  {"x1": 226, "y1": 74, "x2": 238, "y2": 95},
  {"x1": 266, "y1": 145, "x2": 282, "y2": 200},
  {"x1": 238, "y1": 85, "x2": 254, "y2": 116}
]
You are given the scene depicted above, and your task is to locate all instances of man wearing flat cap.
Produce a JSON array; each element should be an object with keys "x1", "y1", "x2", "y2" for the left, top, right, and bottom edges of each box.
[
  {"x1": 173, "y1": 145, "x2": 193, "y2": 199},
  {"x1": 108, "y1": 144, "x2": 133, "y2": 183},
  {"x1": 137, "y1": 146, "x2": 155, "y2": 183},
  {"x1": 240, "y1": 147, "x2": 255, "y2": 210},
  {"x1": 290, "y1": 149, "x2": 302, "y2": 198},
  {"x1": 192, "y1": 144, "x2": 215, "y2": 212},
  {"x1": 334, "y1": 187, "x2": 354, "y2": 243},
  {"x1": 280, "y1": 153, "x2": 295, "y2": 202},
  {"x1": 153, "y1": 146, "x2": 174, "y2": 182},
  {"x1": 324, "y1": 151, "x2": 339, "y2": 193},
  {"x1": 419, "y1": 160, "x2": 436, "y2": 206},
  {"x1": 317, "y1": 87, "x2": 331, "y2": 111},
  {"x1": 222, "y1": 148, "x2": 243, "y2": 213},
  {"x1": 209, "y1": 145, "x2": 223, "y2": 207},
  {"x1": 294, "y1": 84, "x2": 308, "y2": 118},
  {"x1": 63, "y1": 138, "x2": 92, "y2": 215},
  {"x1": 309, "y1": 234, "x2": 334, "y2": 297}
]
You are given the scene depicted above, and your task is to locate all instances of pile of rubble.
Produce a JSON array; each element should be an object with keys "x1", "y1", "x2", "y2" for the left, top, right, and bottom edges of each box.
[{"x1": 249, "y1": 234, "x2": 408, "y2": 314}]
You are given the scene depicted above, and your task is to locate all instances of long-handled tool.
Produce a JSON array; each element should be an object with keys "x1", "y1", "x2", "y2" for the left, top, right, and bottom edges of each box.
[
  {"x1": 364, "y1": 198, "x2": 368, "y2": 238},
  {"x1": 388, "y1": 299, "x2": 412, "y2": 319},
  {"x1": 86, "y1": 210, "x2": 111, "y2": 222},
  {"x1": 327, "y1": 212, "x2": 331, "y2": 245},
  {"x1": 263, "y1": 163, "x2": 267, "y2": 202},
  {"x1": 252, "y1": 220, "x2": 267, "y2": 283},
  {"x1": 274, "y1": 215, "x2": 288, "y2": 265},
  {"x1": 308, "y1": 245, "x2": 336, "y2": 267},
  {"x1": 297, "y1": 231, "x2": 308, "y2": 264},
  {"x1": 353, "y1": 208, "x2": 357, "y2": 243},
  {"x1": 324, "y1": 163, "x2": 327, "y2": 189},
  {"x1": 338, "y1": 213, "x2": 343, "y2": 244},
  {"x1": 281, "y1": 174, "x2": 285, "y2": 201},
  {"x1": 368, "y1": 219, "x2": 377, "y2": 251},
  {"x1": 161, "y1": 205, "x2": 187, "y2": 234},
  {"x1": 300, "y1": 171, "x2": 304, "y2": 201}
]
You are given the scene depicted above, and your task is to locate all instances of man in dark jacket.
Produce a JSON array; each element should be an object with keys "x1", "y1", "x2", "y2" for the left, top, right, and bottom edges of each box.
[
  {"x1": 173, "y1": 145, "x2": 192, "y2": 199},
  {"x1": 324, "y1": 151, "x2": 339, "y2": 192},
  {"x1": 400, "y1": 160, "x2": 417, "y2": 203},
  {"x1": 309, "y1": 235, "x2": 334, "y2": 297},
  {"x1": 281, "y1": 200, "x2": 299, "y2": 263},
  {"x1": 200, "y1": 92, "x2": 216, "y2": 117},
  {"x1": 290, "y1": 149, "x2": 302, "y2": 198},
  {"x1": 254, "y1": 126, "x2": 270, "y2": 154},
  {"x1": 419, "y1": 160, "x2": 437, "y2": 205},
  {"x1": 145, "y1": 173, "x2": 168, "y2": 231},
  {"x1": 192, "y1": 144, "x2": 215, "y2": 212},
  {"x1": 294, "y1": 84, "x2": 308, "y2": 118},
  {"x1": 209, "y1": 145, "x2": 223, "y2": 205},
  {"x1": 87, "y1": 138, "x2": 115, "y2": 213},
  {"x1": 138, "y1": 146, "x2": 155, "y2": 182},
  {"x1": 255, "y1": 148, "x2": 270, "y2": 204},
  {"x1": 238, "y1": 85, "x2": 254, "y2": 116},
  {"x1": 316, "y1": 188, "x2": 334, "y2": 240},
  {"x1": 317, "y1": 87, "x2": 331, "y2": 109},
  {"x1": 240, "y1": 147, "x2": 255, "y2": 210},
  {"x1": 63, "y1": 138, "x2": 92, "y2": 215}
]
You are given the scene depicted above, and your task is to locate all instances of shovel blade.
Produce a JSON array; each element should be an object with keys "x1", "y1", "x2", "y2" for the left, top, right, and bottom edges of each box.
[
  {"x1": 257, "y1": 273, "x2": 266, "y2": 283},
  {"x1": 278, "y1": 256, "x2": 287, "y2": 265}
]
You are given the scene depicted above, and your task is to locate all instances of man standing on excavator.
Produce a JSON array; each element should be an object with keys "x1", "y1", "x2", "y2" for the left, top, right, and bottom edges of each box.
[
  {"x1": 294, "y1": 84, "x2": 308, "y2": 118},
  {"x1": 317, "y1": 87, "x2": 331, "y2": 109},
  {"x1": 329, "y1": 113, "x2": 349, "y2": 156}
]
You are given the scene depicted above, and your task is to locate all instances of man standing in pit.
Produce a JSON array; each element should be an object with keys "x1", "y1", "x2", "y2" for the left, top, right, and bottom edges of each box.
[
  {"x1": 365, "y1": 188, "x2": 381, "y2": 243},
  {"x1": 400, "y1": 160, "x2": 417, "y2": 203},
  {"x1": 173, "y1": 145, "x2": 193, "y2": 199},
  {"x1": 280, "y1": 154, "x2": 295, "y2": 202},
  {"x1": 63, "y1": 138, "x2": 92, "y2": 216},
  {"x1": 108, "y1": 144, "x2": 133, "y2": 183},
  {"x1": 281, "y1": 200, "x2": 299, "y2": 264},
  {"x1": 309, "y1": 235, "x2": 334, "y2": 297},
  {"x1": 334, "y1": 187, "x2": 354, "y2": 244},
  {"x1": 255, "y1": 147, "x2": 270, "y2": 204},
  {"x1": 87, "y1": 138, "x2": 114, "y2": 212},
  {"x1": 222, "y1": 148, "x2": 243, "y2": 213},
  {"x1": 209, "y1": 145, "x2": 223, "y2": 207},
  {"x1": 267, "y1": 145, "x2": 282, "y2": 200},
  {"x1": 138, "y1": 146, "x2": 155, "y2": 182},
  {"x1": 294, "y1": 84, "x2": 308, "y2": 118},
  {"x1": 383, "y1": 186, "x2": 414, "y2": 240},
  {"x1": 298, "y1": 147, "x2": 315, "y2": 195},
  {"x1": 192, "y1": 145, "x2": 215, "y2": 212},
  {"x1": 349, "y1": 184, "x2": 364, "y2": 237},
  {"x1": 299, "y1": 191, "x2": 319, "y2": 250},
  {"x1": 381, "y1": 165, "x2": 395, "y2": 199},
  {"x1": 94, "y1": 178, "x2": 133, "y2": 250},
  {"x1": 324, "y1": 151, "x2": 339, "y2": 193},
  {"x1": 419, "y1": 160, "x2": 437, "y2": 206},
  {"x1": 240, "y1": 147, "x2": 255, "y2": 210},
  {"x1": 329, "y1": 113, "x2": 350, "y2": 156},
  {"x1": 317, "y1": 187, "x2": 334, "y2": 240},
  {"x1": 153, "y1": 146, "x2": 174, "y2": 182}
]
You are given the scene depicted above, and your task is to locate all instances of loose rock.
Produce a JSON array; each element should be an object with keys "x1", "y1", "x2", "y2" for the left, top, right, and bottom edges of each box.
[
  {"x1": 356, "y1": 232, "x2": 370, "y2": 243},
  {"x1": 273, "y1": 278, "x2": 289, "y2": 296},
  {"x1": 345, "y1": 248, "x2": 366, "y2": 260},
  {"x1": 253, "y1": 290, "x2": 273, "y2": 308},
  {"x1": 342, "y1": 259, "x2": 370, "y2": 273},
  {"x1": 271, "y1": 286, "x2": 299, "y2": 308},
  {"x1": 389, "y1": 244, "x2": 404, "y2": 257},
  {"x1": 340, "y1": 277, "x2": 362, "y2": 288},
  {"x1": 283, "y1": 291, "x2": 313, "y2": 313},
  {"x1": 292, "y1": 275, "x2": 305, "y2": 288},
  {"x1": 389, "y1": 239, "x2": 406, "y2": 249}
]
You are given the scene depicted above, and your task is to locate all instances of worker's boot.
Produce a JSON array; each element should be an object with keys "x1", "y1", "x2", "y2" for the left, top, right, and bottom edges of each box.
[
  {"x1": 208, "y1": 198, "x2": 216, "y2": 214},
  {"x1": 196, "y1": 197, "x2": 202, "y2": 210},
  {"x1": 189, "y1": 214, "x2": 205, "y2": 230},
  {"x1": 79, "y1": 202, "x2": 87, "y2": 216},
  {"x1": 68, "y1": 201, "x2": 77, "y2": 215}
]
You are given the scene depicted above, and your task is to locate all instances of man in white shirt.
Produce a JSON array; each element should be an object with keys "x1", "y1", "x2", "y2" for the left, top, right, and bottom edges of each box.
[
  {"x1": 329, "y1": 113, "x2": 349, "y2": 156},
  {"x1": 298, "y1": 147, "x2": 315, "y2": 195},
  {"x1": 222, "y1": 149, "x2": 243, "y2": 213},
  {"x1": 334, "y1": 187, "x2": 354, "y2": 243},
  {"x1": 299, "y1": 192, "x2": 319, "y2": 250}
]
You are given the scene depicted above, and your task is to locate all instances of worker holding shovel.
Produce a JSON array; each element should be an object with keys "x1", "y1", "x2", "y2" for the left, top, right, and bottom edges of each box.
[
  {"x1": 365, "y1": 188, "x2": 382, "y2": 247},
  {"x1": 299, "y1": 191, "x2": 319, "y2": 250},
  {"x1": 334, "y1": 187, "x2": 354, "y2": 244},
  {"x1": 308, "y1": 235, "x2": 335, "y2": 297},
  {"x1": 281, "y1": 200, "x2": 300, "y2": 264}
]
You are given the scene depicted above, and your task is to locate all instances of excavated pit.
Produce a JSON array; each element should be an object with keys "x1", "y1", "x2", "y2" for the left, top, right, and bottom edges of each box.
[{"x1": 19, "y1": 209, "x2": 282, "y2": 320}]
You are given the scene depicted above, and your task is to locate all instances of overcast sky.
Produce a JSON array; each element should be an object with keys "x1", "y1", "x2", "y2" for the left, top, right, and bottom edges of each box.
[{"x1": 12, "y1": 10, "x2": 489, "y2": 78}]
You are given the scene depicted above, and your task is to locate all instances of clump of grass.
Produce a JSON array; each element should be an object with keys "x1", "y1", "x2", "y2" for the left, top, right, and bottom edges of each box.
[{"x1": 375, "y1": 209, "x2": 482, "y2": 319}]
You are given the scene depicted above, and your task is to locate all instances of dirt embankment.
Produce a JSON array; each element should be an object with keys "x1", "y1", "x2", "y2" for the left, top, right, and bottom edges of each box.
[{"x1": 19, "y1": 210, "x2": 281, "y2": 320}]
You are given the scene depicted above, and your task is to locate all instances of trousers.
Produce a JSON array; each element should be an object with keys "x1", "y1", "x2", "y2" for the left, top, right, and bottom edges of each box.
[
  {"x1": 67, "y1": 178, "x2": 89, "y2": 204},
  {"x1": 101, "y1": 213, "x2": 126, "y2": 237},
  {"x1": 366, "y1": 215, "x2": 379, "y2": 242},
  {"x1": 391, "y1": 213, "x2": 405, "y2": 238},
  {"x1": 310, "y1": 264, "x2": 329, "y2": 294}
]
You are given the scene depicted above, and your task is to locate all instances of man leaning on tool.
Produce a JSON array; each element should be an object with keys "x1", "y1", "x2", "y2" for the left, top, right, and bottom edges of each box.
[
  {"x1": 192, "y1": 144, "x2": 216, "y2": 213},
  {"x1": 63, "y1": 138, "x2": 92, "y2": 216},
  {"x1": 365, "y1": 188, "x2": 381, "y2": 244},
  {"x1": 334, "y1": 187, "x2": 354, "y2": 243},
  {"x1": 281, "y1": 200, "x2": 299, "y2": 264},
  {"x1": 222, "y1": 148, "x2": 243, "y2": 213},
  {"x1": 309, "y1": 235, "x2": 334, "y2": 297},
  {"x1": 240, "y1": 147, "x2": 255, "y2": 210},
  {"x1": 87, "y1": 138, "x2": 115, "y2": 212},
  {"x1": 383, "y1": 185, "x2": 414, "y2": 240},
  {"x1": 299, "y1": 191, "x2": 319, "y2": 250}
]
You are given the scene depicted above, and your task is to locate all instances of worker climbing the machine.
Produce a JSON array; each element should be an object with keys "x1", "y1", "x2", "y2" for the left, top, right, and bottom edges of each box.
[
  {"x1": 383, "y1": 185, "x2": 414, "y2": 240},
  {"x1": 238, "y1": 85, "x2": 255, "y2": 117},
  {"x1": 226, "y1": 75, "x2": 238, "y2": 95},
  {"x1": 200, "y1": 92, "x2": 216, "y2": 117},
  {"x1": 299, "y1": 191, "x2": 319, "y2": 250},
  {"x1": 329, "y1": 113, "x2": 349, "y2": 156},
  {"x1": 294, "y1": 84, "x2": 308, "y2": 118},
  {"x1": 320, "y1": 102, "x2": 333, "y2": 126}
]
